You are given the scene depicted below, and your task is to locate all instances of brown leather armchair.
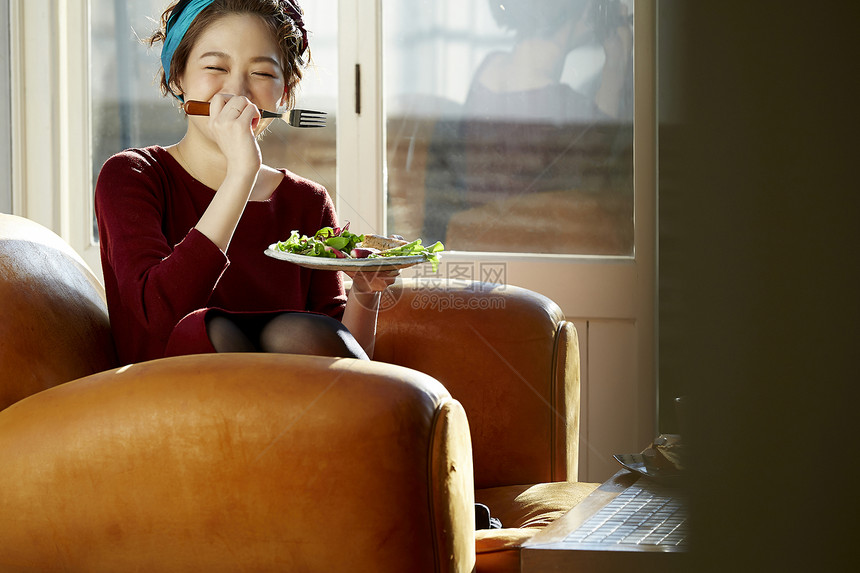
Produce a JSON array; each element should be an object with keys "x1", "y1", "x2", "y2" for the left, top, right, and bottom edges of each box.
[
  {"x1": 0, "y1": 214, "x2": 596, "y2": 573},
  {"x1": 0, "y1": 214, "x2": 473, "y2": 572}
]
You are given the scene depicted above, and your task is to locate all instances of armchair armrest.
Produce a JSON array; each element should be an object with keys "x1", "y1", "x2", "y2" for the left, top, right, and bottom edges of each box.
[{"x1": 0, "y1": 353, "x2": 475, "y2": 573}]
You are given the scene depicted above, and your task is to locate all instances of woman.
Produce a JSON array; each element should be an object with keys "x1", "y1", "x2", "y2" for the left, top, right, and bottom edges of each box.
[{"x1": 95, "y1": 0, "x2": 394, "y2": 365}]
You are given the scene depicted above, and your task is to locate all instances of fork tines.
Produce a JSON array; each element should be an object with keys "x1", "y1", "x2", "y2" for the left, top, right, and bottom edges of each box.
[{"x1": 288, "y1": 109, "x2": 327, "y2": 128}]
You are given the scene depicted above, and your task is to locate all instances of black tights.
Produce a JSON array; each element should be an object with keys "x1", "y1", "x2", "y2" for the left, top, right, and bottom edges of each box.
[{"x1": 205, "y1": 312, "x2": 368, "y2": 360}]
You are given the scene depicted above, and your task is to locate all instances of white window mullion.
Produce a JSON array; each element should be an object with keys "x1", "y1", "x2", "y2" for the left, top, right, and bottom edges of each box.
[
  {"x1": 11, "y1": 0, "x2": 59, "y2": 229},
  {"x1": 11, "y1": 0, "x2": 98, "y2": 274},
  {"x1": 59, "y1": 0, "x2": 96, "y2": 271},
  {"x1": 336, "y1": 0, "x2": 384, "y2": 234},
  {"x1": 1, "y1": 1, "x2": 12, "y2": 214}
]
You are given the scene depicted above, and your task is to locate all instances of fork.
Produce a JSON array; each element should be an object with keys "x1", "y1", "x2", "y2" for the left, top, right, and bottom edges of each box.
[{"x1": 183, "y1": 100, "x2": 326, "y2": 128}]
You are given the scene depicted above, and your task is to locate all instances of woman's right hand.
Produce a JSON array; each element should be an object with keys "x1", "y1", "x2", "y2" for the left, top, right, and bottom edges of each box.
[
  {"x1": 206, "y1": 94, "x2": 263, "y2": 182},
  {"x1": 192, "y1": 94, "x2": 264, "y2": 253}
]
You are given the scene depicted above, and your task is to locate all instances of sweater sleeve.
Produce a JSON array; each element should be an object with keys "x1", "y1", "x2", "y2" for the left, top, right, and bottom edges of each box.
[{"x1": 95, "y1": 150, "x2": 229, "y2": 355}]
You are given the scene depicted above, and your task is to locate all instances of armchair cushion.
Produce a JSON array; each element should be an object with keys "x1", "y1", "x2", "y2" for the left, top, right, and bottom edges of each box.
[
  {"x1": 476, "y1": 481, "x2": 599, "y2": 530},
  {"x1": 474, "y1": 481, "x2": 599, "y2": 573}
]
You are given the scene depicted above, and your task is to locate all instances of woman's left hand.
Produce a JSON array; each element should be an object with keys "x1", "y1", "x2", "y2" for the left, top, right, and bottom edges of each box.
[{"x1": 346, "y1": 269, "x2": 400, "y2": 293}]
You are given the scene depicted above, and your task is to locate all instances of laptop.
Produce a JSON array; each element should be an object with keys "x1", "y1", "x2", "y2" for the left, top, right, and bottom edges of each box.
[{"x1": 521, "y1": 437, "x2": 688, "y2": 572}]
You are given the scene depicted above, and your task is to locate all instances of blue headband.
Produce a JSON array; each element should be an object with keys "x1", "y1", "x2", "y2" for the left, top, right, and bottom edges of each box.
[{"x1": 161, "y1": 0, "x2": 215, "y2": 99}]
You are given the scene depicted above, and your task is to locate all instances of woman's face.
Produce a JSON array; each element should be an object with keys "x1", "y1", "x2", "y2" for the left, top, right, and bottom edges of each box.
[{"x1": 177, "y1": 13, "x2": 287, "y2": 136}]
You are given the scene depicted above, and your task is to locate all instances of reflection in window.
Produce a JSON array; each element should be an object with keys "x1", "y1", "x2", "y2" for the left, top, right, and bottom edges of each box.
[
  {"x1": 384, "y1": 0, "x2": 634, "y2": 255},
  {"x1": 89, "y1": 0, "x2": 338, "y2": 241}
]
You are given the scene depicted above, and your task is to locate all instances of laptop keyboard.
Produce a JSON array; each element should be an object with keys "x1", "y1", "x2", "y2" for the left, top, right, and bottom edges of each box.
[{"x1": 564, "y1": 479, "x2": 687, "y2": 548}]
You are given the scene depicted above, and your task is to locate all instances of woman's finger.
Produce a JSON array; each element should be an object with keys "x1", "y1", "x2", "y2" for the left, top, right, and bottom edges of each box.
[
  {"x1": 238, "y1": 101, "x2": 262, "y2": 131},
  {"x1": 347, "y1": 269, "x2": 400, "y2": 292},
  {"x1": 206, "y1": 93, "x2": 230, "y2": 118}
]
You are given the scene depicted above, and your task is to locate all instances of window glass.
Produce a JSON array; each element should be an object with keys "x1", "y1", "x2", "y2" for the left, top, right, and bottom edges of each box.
[
  {"x1": 90, "y1": 0, "x2": 338, "y2": 240},
  {"x1": 383, "y1": 0, "x2": 634, "y2": 255}
]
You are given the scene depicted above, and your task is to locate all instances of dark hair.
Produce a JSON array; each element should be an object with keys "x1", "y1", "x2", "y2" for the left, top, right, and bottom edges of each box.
[
  {"x1": 147, "y1": 0, "x2": 309, "y2": 108},
  {"x1": 489, "y1": 0, "x2": 589, "y2": 37}
]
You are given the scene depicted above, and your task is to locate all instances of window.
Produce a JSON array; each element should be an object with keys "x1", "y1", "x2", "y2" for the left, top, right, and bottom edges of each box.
[
  {"x1": 383, "y1": 0, "x2": 634, "y2": 256},
  {"x1": 89, "y1": 0, "x2": 634, "y2": 258}
]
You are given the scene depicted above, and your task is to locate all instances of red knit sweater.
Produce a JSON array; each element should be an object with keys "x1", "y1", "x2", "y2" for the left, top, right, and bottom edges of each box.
[{"x1": 95, "y1": 146, "x2": 346, "y2": 365}]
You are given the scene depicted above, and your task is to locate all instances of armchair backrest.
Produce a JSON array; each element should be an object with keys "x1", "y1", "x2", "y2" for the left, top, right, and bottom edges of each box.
[
  {"x1": 0, "y1": 214, "x2": 117, "y2": 410},
  {"x1": 375, "y1": 278, "x2": 580, "y2": 488}
]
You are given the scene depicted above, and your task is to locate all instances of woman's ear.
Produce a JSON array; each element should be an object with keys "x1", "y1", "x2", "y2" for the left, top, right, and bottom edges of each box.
[
  {"x1": 278, "y1": 87, "x2": 290, "y2": 109},
  {"x1": 171, "y1": 78, "x2": 185, "y2": 101}
]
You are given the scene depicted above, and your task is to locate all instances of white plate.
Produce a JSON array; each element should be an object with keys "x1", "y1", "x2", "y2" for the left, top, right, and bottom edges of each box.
[{"x1": 265, "y1": 245, "x2": 431, "y2": 271}]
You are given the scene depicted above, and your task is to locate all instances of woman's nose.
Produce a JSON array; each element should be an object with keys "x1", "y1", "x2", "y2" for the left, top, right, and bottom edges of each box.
[{"x1": 223, "y1": 73, "x2": 251, "y2": 98}]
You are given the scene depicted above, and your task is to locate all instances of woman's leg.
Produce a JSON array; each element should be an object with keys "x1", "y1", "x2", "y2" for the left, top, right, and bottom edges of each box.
[
  {"x1": 259, "y1": 313, "x2": 368, "y2": 359},
  {"x1": 206, "y1": 311, "x2": 367, "y2": 359}
]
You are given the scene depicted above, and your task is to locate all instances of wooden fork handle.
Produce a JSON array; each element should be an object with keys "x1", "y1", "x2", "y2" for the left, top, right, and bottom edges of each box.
[{"x1": 183, "y1": 100, "x2": 211, "y2": 116}]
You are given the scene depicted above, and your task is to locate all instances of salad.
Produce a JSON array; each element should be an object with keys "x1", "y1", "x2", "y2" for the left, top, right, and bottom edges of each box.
[{"x1": 274, "y1": 223, "x2": 444, "y2": 271}]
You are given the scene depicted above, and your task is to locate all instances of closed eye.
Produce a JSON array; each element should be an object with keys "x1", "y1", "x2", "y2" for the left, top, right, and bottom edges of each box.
[{"x1": 205, "y1": 66, "x2": 226, "y2": 72}]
